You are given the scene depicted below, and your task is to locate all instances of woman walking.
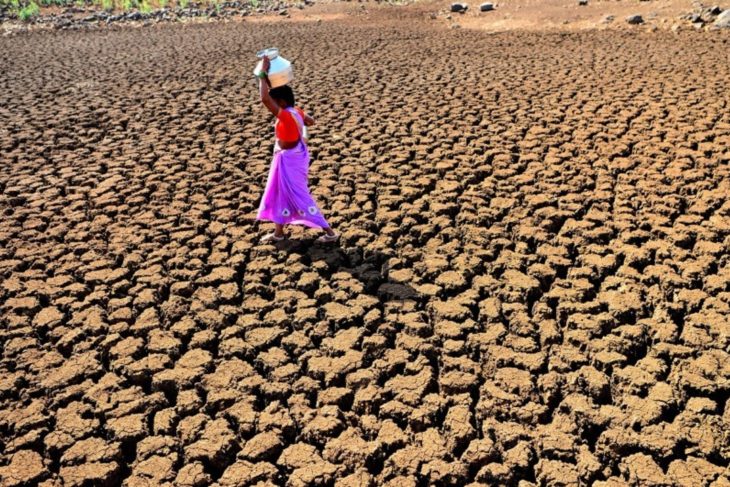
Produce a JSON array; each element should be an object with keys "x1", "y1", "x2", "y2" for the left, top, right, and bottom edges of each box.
[{"x1": 256, "y1": 55, "x2": 338, "y2": 244}]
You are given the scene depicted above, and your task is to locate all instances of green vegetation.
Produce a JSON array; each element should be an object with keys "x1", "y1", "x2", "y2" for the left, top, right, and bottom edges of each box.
[
  {"x1": 0, "y1": 0, "x2": 257, "y2": 16},
  {"x1": 17, "y1": 0, "x2": 39, "y2": 20}
]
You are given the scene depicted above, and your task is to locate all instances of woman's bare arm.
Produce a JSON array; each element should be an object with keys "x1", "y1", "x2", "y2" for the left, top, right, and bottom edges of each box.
[
  {"x1": 302, "y1": 112, "x2": 315, "y2": 126},
  {"x1": 259, "y1": 57, "x2": 279, "y2": 116}
]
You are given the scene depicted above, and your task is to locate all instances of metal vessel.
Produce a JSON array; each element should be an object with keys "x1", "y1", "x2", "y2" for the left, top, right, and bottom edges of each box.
[{"x1": 253, "y1": 48, "x2": 293, "y2": 88}]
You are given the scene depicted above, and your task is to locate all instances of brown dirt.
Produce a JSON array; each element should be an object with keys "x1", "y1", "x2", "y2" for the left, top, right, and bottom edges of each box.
[{"x1": 1, "y1": 5, "x2": 730, "y2": 486}]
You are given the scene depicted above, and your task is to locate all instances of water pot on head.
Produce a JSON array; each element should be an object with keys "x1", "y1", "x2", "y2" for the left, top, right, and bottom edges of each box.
[{"x1": 253, "y1": 48, "x2": 294, "y2": 88}]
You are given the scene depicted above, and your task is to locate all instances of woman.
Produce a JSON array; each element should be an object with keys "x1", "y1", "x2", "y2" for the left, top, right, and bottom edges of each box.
[{"x1": 256, "y1": 55, "x2": 338, "y2": 244}]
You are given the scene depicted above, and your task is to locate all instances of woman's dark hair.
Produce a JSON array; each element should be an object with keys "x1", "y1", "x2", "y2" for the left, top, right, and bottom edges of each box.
[{"x1": 269, "y1": 85, "x2": 295, "y2": 107}]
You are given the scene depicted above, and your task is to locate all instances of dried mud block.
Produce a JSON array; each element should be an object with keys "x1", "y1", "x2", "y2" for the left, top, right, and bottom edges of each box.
[
  {"x1": 32, "y1": 306, "x2": 65, "y2": 331},
  {"x1": 216, "y1": 460, "x2": 278, "y2": 486},
  {"x1": 323, "y1": 428, "x2": 378, "y2": 470},
  {"x1": 279, "y1": 443, "x2": 341, "y2": 486},
  {"x1": 60, "y1": 437, "x2": 122, "y2": 465},
  {"x1": 384, "y1": 367, "x2": 434, "y2": 406},
  {"x1": 136, "y1": 435, "x2": 179, "y2": 464},
  {"x1": 45, "y1": 401, "x2": 101, "y2": 454},
  {"x1": 381, "y1": 476, "x2": 418, "y2": 487},
  {"x1": 240, "y1": 431, "x2": 283, "y2": 462},
  {"x1": 307, "y1": 351, "x2": 364, "y2": 384},
  {"x1": 152, "y1": 349, "x2": 213, "y2": 392},
  {"x1": 667, "y1": 457, "x2": 725, "y2": 485},
  {"x1": 289, "y1": 462, "x2": 341, "y2": 486},
  {"x1": 40, "y1": 351, "x2": 102, "y2": 392},
  {"x1": 0, "y1": 450, "x2": 48, "y2": 486},
  {"x1": 430, "y1": 300, "x2": 472, "y2": 321},
  {"x1": 107, "y1": 413, "x2": 149, "y2": 442},
  {"x1": 302, "y1": 407, "x2": 346, "y2": 445},
  {"x1": 620, "y1": 453, "x2": 671, "y2": 486},
  {"x1": 128, "y1": 455, "x2": 177, "y2": 484},
  {"x1": 675, "y1": 350, "x2": 730, "y2": 395},
  {"x1": 443, "y1": 405, "x2": 476, "y2": 452},
  {"x1": 59, "y1": 462, "x2": 121, "y2": 487},
  {"x1": 174, "y1": 462, "x2": 210, "y2": 487},
  {"x1": 335, "y1": 469, "x2": 374, "y2": 487},
  {"x1": 0, "y1": 399, "x2": 48, "y2": 437},
  {"x1": 184, "y1": 418, "x2": 238, "y2": 468}
]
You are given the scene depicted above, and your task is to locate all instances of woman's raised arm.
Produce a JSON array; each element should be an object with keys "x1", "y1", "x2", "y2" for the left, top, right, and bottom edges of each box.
[{"x1": 258, "y1": 56, "x2": 280, "y2": 116}]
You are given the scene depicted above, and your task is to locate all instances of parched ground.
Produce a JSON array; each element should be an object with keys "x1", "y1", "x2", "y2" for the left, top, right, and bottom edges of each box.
[{"x1": 1, "y1": 9, "x2": 729, "y2": 487}]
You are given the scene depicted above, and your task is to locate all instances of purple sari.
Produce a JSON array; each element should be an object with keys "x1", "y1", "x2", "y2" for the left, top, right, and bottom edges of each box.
[{"x1": 256, "y1": 108, "x2": 329, "y2": 229}]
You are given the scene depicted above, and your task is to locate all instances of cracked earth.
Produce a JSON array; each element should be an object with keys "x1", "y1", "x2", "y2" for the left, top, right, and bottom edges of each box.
[{"x1": 1, "y1": 10, "x2": 729, "y2": 487}]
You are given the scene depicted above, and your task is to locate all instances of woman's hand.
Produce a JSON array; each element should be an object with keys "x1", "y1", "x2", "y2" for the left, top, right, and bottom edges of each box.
[{"x1": 261, "y1": 55, "x2": 271, "y2": 74}]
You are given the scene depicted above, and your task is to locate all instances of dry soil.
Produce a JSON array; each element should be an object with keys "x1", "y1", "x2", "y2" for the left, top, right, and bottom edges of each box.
[{"x1": 1, "y1": 7, "x2": 729, "y2": 487}]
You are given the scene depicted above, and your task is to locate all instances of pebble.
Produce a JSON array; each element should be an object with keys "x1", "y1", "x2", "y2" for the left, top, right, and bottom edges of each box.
[
  {"x1": 578, "y1": 0, "x2": 588, "y2": 5},
  {"x1": 450, "y1": 3, "x2": 468, "y2": 13},
  {"x1": 480, "y1": 2, "x2": 494, "y2": 12},
  {"x1": 626, "y1": 14, "x2": 644, "y2": 24}
]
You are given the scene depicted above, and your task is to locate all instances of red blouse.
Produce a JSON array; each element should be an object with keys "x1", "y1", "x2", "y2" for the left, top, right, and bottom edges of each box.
[{"x1": 276, "y1": 108, "x2": 305, "y2": 143}]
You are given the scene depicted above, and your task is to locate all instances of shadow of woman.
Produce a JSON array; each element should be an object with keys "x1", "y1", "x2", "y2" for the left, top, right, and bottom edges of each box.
[{"x1": 273, "y1": 237, "x2": 422, "y2": 304}]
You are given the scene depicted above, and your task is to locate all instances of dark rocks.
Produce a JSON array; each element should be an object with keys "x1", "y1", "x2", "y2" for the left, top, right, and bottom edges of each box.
[
  {"x1": 626, "y1": 14, "x2": 644, "y2": 24},
  {"x1": 679, "y1": 5, "x2": 725, "y2": 28},
  {"x1": 480, "y1": 2, "x2": 494, "y2": 11},
  {"x1": 451, "y1": 3, "x2": 468, "y2": 13}
]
